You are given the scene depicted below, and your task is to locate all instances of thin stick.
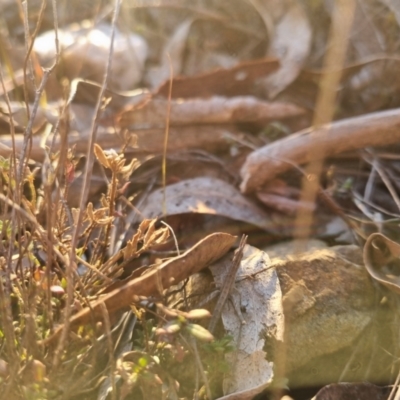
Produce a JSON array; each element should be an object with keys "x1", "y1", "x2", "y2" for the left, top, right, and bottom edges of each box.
[
  {"x1": 189, "y1": 336, "x2": 212, "y2": 400},
  {"x1": 293, "y1": 0, "x2": 356, "y2": 248},
  {"x1": 54, "y1": 0, "x2": 122, "y2": 365},
  {"x1": 100, "y1": 303, "x2": 117, "y2": 400},
  {"x1": 208, "y1": 235, "x2": 247, "y2": 334},
  {"x1": 363, "y1": 152, "x2": 400, "y2": 212},
  {"x1": 162, "y1": 53, "x2": 173, "y2": 216},
  {"x1": 273, "y1": 3, "x2": 356, "y2": 400}
]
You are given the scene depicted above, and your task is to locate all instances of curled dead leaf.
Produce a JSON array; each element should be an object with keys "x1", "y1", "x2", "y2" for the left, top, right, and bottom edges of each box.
[
  {"x1": 363, "y1": 233, "x2": 400, "y2": 294},
  {"x1": 240, "y1": 108, "x2": 400, "y2": 193}
]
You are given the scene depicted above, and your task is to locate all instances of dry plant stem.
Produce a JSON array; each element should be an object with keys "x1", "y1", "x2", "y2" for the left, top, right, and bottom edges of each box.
[
  {"x1": 100, "y1": 302, "x2": 117, "y2": 400},
  {"x1": 162, "y1": 53, "x2": 173, "y2": 216},
  {"x1": 160, "y1": 221, "x2": 181, "y2": 256},
  {"x1": 0, "y1": 261, "x2": 18, "y2": 364},
  {"x1": 388, "y1": 365, "x2": 400, "y2": 400},
  {"x1": 0, "y1": 61, "x2": 18, "y2": 292},
  {"x1": 0, "y1": 63, "x2": 17, "y2": 181},
  {"x1": 18, "y1": 0, "x2": 59, "y2": 184},
  {"x1": 363, "y1": 152, "x2": 400, "y2": 212},
  {"x1": 271, "y1": 1, "x2": 355, "y2": 398},
  {"x1": 0, "y1": 275, "x2": 19, "y2": 398},
  {"x1": 0, "y1": 194, "x2": 68, "y2": 265},
  {"x1": 45, "y1": 183, "x2": 55, "y2": 332},
  {"x1": 19, "y1": 0, "x2": 40, "y2": 110},
  {"x1": 55, "y1": 0, "x2": 122, "y2": 365},
  {"x1": 40, "y1": 233, "x2": 236, "y2": 345},
  {"x1": 208, "y1": 235, "x2": 247, "y2": 334},
  {"x1": 18, "y1": 67, "x2": 54, "y2": 179},
  {"x1": 99, "y1": 168, "x2": 118, "y2": 263},
  {"x1": 188, "y1": 336, "x2": 212, "y2": 400},
  {"x1": 394, "y1": 379, "x2": 400, "y2": 400},
  {"x1": 294, "y1": 0, "x2": 356, "y2": 243}
]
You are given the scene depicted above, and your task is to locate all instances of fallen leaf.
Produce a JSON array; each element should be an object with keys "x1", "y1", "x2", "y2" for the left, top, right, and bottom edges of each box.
[
  {"x1": 363, "y1": 232, "x2": 400, "y2": 295},
  {"x1": 209, "y1": 245, "x2": 284, "y2": 399},
  {"x1": 240, "y1": 108, "x2": 400, "y2": 193},
  {"x1": 34, "y1": 22, "x2": 148, "y2": 91},
  {"x1": 261, "y1": 0, "x2": 312, "y2": 98},
  {"x1": 134, "y1": 176, "x2": 279, "y2": 232},
  {"x1": 41, "y1": 232, "x2": 236, "y2": 345},
  {"x1": 0, "y1": 126, "x2": 238, "y2": 162},
  {"x1": 155, "y1": 58, "x2": 279, "y2": 98},
  {"x1": 118, "y1": 96, "x2": 306, "y2": 129},
  {"x1": 69, "y1": 79, "x2": 151, "y2": 112}
]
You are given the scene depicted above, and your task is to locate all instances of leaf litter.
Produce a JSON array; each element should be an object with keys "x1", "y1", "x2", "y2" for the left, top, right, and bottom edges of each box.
[{"x1": 1, "y1": 0, "x2": 400, "y2": 399}]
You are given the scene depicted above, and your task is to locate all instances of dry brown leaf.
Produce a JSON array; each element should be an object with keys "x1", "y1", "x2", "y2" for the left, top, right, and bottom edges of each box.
[
  {"x1": 69, "y1": 79, "x2": 151, "y2": 112},
  {"x1": 118, "y1": 96, "x2": 306, "y2": 129},
  {"x1": 155, "y1": 58, "x2": 279, "y2": 98},
  {"x1": 41, "y1": 232, "x2": 236, "y2": 345},
  {"x1": 240, "y1": 108, "x2": 400, "y2": 193},
  {"x1": 0, "y1": 126, "x2": 237, "y2": 162},
  {"x1": 133, "y1": 177, "x2": 278, "y2": 232}
]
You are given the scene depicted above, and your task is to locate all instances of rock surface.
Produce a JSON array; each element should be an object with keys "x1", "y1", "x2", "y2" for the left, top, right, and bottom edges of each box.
[
  {"x1": 176, "y1": 242, "x2": 398, "y2": 389},
  {"x1": 269, "y1": 243, "x2": 396, "y2": 387}
]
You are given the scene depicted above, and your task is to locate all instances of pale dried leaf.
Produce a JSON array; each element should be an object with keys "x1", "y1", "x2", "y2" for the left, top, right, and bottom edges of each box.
[
  {"x1": 262, "y1": 0, "x2": 312, "y2": 98},
  {"x1": 120, "y1": 158, "x2": 140, "y2": 179},
  {"x1": 95, "y1": 216, "x2": 114, "y2": 226},
  {"x1": 143, "y1": 219, "x2": 157, "y2": 246},
  {"x1": 153, "y1": 227, "x2": 170, "y2": 245},
  {"x1": 138, "y1": 219, "x2": 152, "y2": 233},
  {"x1": 122, "y1": 237, "x2": 138, "y2": 260},
  {"x1": 86, "y1": 202, "x2": 94, "y2": 222},
  {"x1": 122, "y1": 219, "x2": 162, "y2": 260},
  {"x1": 210, "y1": 245, "x2": 284, "y2": 398},
  {"x1": 135, "y1": 177, "x2": 278, "y2": 232},
  {"x1": 71, "y1": 208, "x2": 80, "y2": 225},
  {"x1": 184, "y1": 309, "x2": 211, "y2": 320},
  {"x1": 94, "y1": 144, "x2": 110, "y2": 169},
  {"x1": 118, "y1": 96, "x2": 305, "y2": 129},
  {"x1": 34, "y1": 22, "x2": 148, "y2": 91},
  {"x1": 185, "y1": 323, "x2": 214, "y2": 342}
]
